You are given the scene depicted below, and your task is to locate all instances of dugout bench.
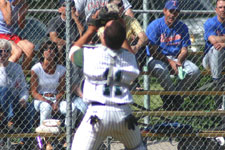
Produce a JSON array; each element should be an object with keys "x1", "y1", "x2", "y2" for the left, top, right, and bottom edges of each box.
[{"x1": 1, "y1": 110, "x2": 225, "y2": 149}]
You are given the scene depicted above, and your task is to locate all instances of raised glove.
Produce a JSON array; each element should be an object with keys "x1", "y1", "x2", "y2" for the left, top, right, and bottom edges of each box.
[{"x1": 87, "y1": 6, "x2": 119, "y2": 28}]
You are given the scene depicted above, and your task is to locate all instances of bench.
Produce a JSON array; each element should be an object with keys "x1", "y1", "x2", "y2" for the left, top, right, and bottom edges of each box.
[
  {"x1": 0, "y1": 132, "x2": 66, "y2": 149},
  {"x1": 140, "y1": 70, "x2": 225, "y2": 76},
  {"x1": 1, "y1": 128, "x2": 225, "y2": 149},
  {"x1": 1, "y1": 129, "x2": 225, "y2": 139},
  {"x1": 131, "y1": 91, "x2": 225, "y2": 96},
  {"x1": 1, "y1": 109, "x2": 225, "y2": 148},
  {"x1": 0, "y1": 133, "x2": 65, "y2": 138},
  {"x1": 142, "y1": 131, "x2": 225, "y2": 138},
  {"x1": 133, "y1": 110, "x2": 225, "y2": 117}
]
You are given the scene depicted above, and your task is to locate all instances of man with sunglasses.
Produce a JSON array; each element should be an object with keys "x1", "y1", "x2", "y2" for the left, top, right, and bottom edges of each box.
[
  {"x1": 0, "y1": 39, "x2": 34, "y2": 148},
  {"x1": 47, "y1": 0, "x2": 84, "y2": 65},
  {"x1": 203, "y1": 0, "x2": 225, "y2": 90},
  {"x1": 145, "y1": 0, "x2": 200, "y2": 110}
]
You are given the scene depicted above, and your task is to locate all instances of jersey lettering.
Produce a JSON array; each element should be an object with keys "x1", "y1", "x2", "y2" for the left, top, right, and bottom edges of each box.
[
  {"x1": 172, "y1": 0, "x2": 176, "y2": 6},
  {"x1": 160, "y1": 34, "x2": 181, "y2": 43},
  {"x1": 87, "y1": 1, "x2": 107, "y2": 11},
  {"x1": 103, "y1": 85, "x2": 122, "y2": 96}
]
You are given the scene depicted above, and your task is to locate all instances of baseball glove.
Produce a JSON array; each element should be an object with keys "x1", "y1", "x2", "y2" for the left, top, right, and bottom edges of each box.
[{"x1": 87, "y1": 6, "x2": 119, "y2": 28}]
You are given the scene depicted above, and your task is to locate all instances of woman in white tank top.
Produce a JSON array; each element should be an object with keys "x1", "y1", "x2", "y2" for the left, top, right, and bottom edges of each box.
[{"x1": 30, "y1": 40, "x2": 66, "y2": 125}]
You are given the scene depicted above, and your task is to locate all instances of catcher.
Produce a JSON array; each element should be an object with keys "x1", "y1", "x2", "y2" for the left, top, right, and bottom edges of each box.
[{"x1": 69, "y1": 10, "x2": 146, "y2": 150}]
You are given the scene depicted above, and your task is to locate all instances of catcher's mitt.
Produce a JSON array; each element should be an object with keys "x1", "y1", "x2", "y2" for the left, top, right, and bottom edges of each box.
[{"x1": 87, "y1": 6, "x2": 119, "y2": 28}]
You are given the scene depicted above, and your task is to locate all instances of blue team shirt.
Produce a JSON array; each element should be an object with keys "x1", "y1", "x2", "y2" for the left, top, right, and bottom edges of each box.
[
  {"x1": 204, "y1": 16, "x2": 225, "y2": 54},
  {"x1": 146, "y1": 16, "x2": 191, "y2": 56}
]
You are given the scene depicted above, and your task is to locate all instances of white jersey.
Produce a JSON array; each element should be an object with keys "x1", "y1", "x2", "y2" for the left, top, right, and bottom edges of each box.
[
  {"x1": 31, "y1": 63, "x2": 66, "y2": 95},
  {"x1": 82, "y1": 45, "x2": 139, "y2": 104}
]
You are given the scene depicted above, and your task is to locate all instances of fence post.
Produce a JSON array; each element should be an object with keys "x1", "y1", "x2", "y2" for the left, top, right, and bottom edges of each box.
[
  {"x1": 66, "y1": 0, "x2": 72, "y2": 150},
  {"x1": 143, "y1": 0, "x2": 150, "y2": 125},
  {"x1": 222, "y1": 90, "x2": 225, "y2": 125}
]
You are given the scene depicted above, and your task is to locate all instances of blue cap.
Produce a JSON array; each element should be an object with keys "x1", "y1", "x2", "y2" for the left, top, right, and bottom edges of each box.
[{"x1": 164, "y1": 0, "x2": 180, "y2": 10}]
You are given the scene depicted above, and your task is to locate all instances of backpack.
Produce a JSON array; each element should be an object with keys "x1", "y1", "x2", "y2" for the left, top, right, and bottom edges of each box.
[
  {"x1": 177, "y1": 137, "x2": 224, "y2": 150},
  {"x1": 143, "y1": 122, "x2": 194, "y2": 135}
]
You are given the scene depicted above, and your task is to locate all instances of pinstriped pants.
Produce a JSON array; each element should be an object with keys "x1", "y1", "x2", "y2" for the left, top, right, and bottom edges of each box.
[{"x1": 72, "y1": 104, "x2": 145, "y2": 150}]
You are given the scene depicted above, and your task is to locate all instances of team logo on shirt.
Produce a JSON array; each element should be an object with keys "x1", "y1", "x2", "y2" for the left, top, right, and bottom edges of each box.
[
  {"x1": 88, "y1": 1, "x2": 107, "y2": 11},
  {"x1": 172, "y1": 0, "x2": 177, "y2": 6},
  {"x1": 160, "y1": 33, "x2": 181, "y2": 45}
]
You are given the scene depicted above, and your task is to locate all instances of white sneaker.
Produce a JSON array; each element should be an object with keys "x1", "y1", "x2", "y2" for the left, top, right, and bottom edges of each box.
[
  {"x1": 35, "y1": 125, "x2": 60, "y2": 134},
  {"x1": 216, "y1": 137, "x2": 225, "y2": 146},
  {"x1": 35, "y1": 119, "x2": 61, "y2": 134}
]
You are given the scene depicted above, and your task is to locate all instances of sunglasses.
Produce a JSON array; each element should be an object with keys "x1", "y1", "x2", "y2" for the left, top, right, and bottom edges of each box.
[
  {"x1": 44, "y1": 47, "x2": 56, "y2": 51},
  {"x1": 0, "y1": 49, "x2": 10, "y2": 56}
]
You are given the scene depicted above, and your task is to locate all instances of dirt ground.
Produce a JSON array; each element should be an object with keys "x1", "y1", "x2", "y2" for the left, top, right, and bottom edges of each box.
[
  {"x1": 0, "y1": 139, "x2": 179, "y2": 150},
  {"x1": 110, "y1": 140, "x2": 178, "y2": 150}
]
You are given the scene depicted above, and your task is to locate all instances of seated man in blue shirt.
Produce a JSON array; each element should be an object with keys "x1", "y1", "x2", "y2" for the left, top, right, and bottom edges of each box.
[
  {"x1": 203, "y1": 0, "x2": 225, "y2": 90},
  {"x1": 145, "y1": 0, "x2": 200, "y2": 110}
]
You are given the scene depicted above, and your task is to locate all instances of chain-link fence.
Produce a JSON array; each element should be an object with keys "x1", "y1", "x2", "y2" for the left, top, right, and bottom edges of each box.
[{"x1": 0, "y1": 0, "x2": 225, "y2": 150}]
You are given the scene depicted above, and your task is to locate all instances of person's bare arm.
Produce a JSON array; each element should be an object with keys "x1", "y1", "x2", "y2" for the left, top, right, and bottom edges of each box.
[
  {"x1": 49, "y1": 32, "x2": 66, "y2": 46},
  {"x1": 213, "y1": 42, "x2": 225, "y2": 51},
  {"x1": 132, "y1": 31, "x2": 148, "y2": 53},
  {"x1": 150, "y1": 44, "x2": 181, "y2": 74},
  {"x1": 150, "y1": 44, "x2": 169, "y2": 63},
  {"x1": 69, "y1": 26, "x2": 97, "y2": 63},
  {"x1": 125, "y1": 8, "x2": 134, "y2": 17},
  {"x1": 177, "y1": 47, "x2": 188, "y2": 66},
  {"x1": 30, "y1": 70, "x2": 54, "y2": 105},
  {"x1": 17, "y1": 1, "x2": 28, "y2": 29},
  {"x1": 49, "y1": 31, "x2": 66, "y2": 65},
  {"x1": 70, "y1": 12, "x2": 99, "y2": 63},
  {"x1": 0, "y1": 0, "x2": 12, "y2": 25},
  {"x1": 75, "y1": 11, "x2": 80, "y2": 17},
  {"x1": 208, "y1": 35, "x2": 225, "y2": 50},
  {"x1": 74, "y1": 26, "x2": 97, "y2": 48},
  {"x1": 208, "y1": 35, "x2": 225, "y2": 44},
  {"x1": 55, "y1": 74, "x2": 65, "y2": 104},
  {"x1": 168, "y1": 47, "x2": 188, "y2": 74},
  {"x1": 72, "y1": 84, "x2": 83, "y2": 98},
  {"x1": 72, "y1": 9, "x2": 84, "y2": 36},
  {"x1": 51, "y1": 73, "x2": 65, "y2": 111}
]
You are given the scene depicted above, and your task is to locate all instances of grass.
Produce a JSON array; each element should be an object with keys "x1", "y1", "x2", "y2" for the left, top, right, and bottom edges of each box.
[{"x1": 132, "y1": 76, "x2": 223, "y2": 132}]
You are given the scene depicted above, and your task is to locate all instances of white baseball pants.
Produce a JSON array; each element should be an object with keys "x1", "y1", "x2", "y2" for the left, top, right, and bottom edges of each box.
[
  {"x1": 72, "y1": 104, "x2": 146, "y2": 150},
  {"x1": 148, "y1": 58, "x2": 200, "y2": 91},
  {"x1": 202, "y1": 46, "x2": 225, "y2": 79}
]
